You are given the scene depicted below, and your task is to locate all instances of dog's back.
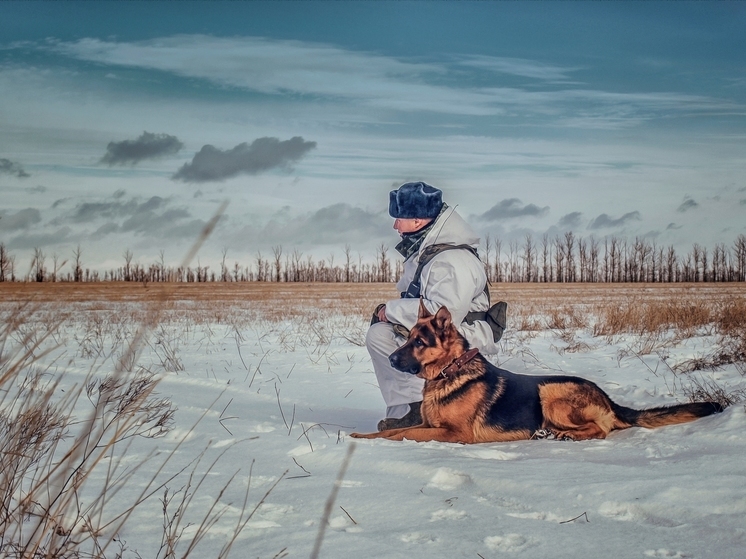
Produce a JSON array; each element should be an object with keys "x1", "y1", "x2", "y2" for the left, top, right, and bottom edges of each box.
[{"x1": 485, "y1": 362, "x2": 722, "y2": 440}]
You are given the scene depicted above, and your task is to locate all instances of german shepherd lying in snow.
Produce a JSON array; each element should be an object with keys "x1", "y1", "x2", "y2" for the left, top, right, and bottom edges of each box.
[{"x1": 351, "y1": 302, "x2": 723, "y2": 444}]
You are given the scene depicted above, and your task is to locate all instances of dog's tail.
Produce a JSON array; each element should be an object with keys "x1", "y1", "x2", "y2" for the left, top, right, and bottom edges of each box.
[{"x1": 613, "y1": 401, "x2": 724, "y2": 429}]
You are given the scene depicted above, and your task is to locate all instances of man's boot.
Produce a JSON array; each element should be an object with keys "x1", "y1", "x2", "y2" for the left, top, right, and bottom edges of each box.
[{"x1": 377, "y1": 401, "x2": 422, "y2": 431}]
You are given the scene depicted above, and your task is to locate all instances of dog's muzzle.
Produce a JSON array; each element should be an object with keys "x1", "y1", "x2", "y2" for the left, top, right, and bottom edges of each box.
[{"x1": 389, "y1": 350, "x2": 421, "y2": 375}]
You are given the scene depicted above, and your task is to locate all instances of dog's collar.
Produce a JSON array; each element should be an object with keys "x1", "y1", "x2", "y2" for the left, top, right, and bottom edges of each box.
[{"x1": 440, "y1": 348, "x2": 480, "y2": 378}]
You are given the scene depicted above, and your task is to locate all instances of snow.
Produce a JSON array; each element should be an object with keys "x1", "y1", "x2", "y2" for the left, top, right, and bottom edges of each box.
[{"x1": 7, "y1": 304, "x2": 746, "y2": 559}]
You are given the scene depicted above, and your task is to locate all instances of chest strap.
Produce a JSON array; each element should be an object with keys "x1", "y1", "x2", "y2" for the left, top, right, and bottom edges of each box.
[
  {"x1": 400, "y1": 243, "x2": 507, "y2": 342},
  {"x1": 401, "y1": 243, "x2": 485, "y2": 300}
]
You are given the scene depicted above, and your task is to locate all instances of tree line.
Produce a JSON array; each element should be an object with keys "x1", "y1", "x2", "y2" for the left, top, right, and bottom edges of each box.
[{"x1": 1, "y1": 234, "x2": 746, "y2": 284}]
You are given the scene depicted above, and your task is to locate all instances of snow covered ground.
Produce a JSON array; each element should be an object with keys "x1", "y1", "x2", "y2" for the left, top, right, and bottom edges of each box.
[{"x1": 4, "y1": 297, "x2": 746, "y2": 559}]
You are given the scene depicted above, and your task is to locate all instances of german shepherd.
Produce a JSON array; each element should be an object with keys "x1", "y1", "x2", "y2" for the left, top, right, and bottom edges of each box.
[{"x1": 351, "y1": 302, "x2": 723, "y2": 444}]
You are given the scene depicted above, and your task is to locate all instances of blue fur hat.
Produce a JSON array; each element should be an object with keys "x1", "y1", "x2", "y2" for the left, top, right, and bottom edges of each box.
[{"x1": 389, "y1": 182, "x2": 444, "y2": 219}]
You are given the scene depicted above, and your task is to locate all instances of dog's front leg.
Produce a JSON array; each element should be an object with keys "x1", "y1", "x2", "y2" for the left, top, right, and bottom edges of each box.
[
  {"x1": 382, "y1": 426, "x2": 469, "y2": 443},
  {"x1": 350, "y1": 423, "x2": 428, "y2": 440}
]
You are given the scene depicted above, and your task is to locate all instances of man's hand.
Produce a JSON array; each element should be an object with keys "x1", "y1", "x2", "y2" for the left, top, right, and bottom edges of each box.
[{"x1": 377, "y1": 305, "x2": 388, "y2": 323}]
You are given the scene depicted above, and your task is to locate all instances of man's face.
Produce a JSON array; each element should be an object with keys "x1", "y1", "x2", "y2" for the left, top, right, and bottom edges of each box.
[{"x1": 393, "y1": 217, "x2": 432, "y2": 235}]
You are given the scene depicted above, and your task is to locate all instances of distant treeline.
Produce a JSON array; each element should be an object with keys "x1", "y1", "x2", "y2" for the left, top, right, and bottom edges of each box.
[{"x1": 2, "y1": 234, "x2": 746, "y2": 284}]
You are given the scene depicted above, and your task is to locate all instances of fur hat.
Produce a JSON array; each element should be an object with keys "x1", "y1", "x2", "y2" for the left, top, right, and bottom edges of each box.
[{"x1": 389, "y1": 182, "x2": 444, "y2": 219}]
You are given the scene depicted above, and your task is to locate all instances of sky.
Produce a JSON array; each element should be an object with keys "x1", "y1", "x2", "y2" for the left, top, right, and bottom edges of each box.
[{"x1": 1, "y1": 1, "x2": 745, "y2": 274}]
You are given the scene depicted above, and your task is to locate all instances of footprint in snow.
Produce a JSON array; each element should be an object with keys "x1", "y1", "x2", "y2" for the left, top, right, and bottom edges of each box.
[
  {"x1": 430, "y1": 508, "x2": 467, "y2": 522},
  {"x1": 328, "y1": 515, "x2": 362, "y2": 533},
  {"x1": 644, "y1": 550, "x2": 688, "y2": 558},
  {"x1": 400, "y1": 532, "x2": 438, "y2": 544},
  {"x1": 427, "y1": 467, "x2": 472, "y2": 491},
  {"x1": 484, "y1": 533, "x2": 534, "y2": 552}
]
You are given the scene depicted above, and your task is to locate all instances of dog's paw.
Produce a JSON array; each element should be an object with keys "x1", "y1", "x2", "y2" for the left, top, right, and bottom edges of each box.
[
  {"x1": 551, "y1": 430, "x2": 578, "y2": 441},
  {"x1": 530, "y1": 429, "x2": 556, "y2": 440},
  {"x1": 350, "y1": 432, "x2": 375, "y2": 439}
]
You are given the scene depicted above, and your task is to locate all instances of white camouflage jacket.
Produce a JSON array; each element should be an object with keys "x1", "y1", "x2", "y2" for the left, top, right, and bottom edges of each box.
[{"x1": 384, "y1": 206, "x2": 499, "y2": 355}]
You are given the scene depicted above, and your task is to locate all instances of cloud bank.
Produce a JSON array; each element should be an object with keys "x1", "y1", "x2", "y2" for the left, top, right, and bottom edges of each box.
[
  {"x1": 173, "y1": 136, "x2": 317, "y2": 183},
  {"x1": 588, "y1": 211, "x2": 641, "y2": 230},
  {"x1": 101, "y1": 131, "x2": 184, "y2": 166},
  {"x1": 558, "y1": 211, "x2": 583, "y2": 228},
  {"x1": 0, "y1": 208, "x2": 41, "y2": 231},
  {"x1": 677, "y1": 198, "x2": 699, "y2": 212},
  {"x1": 233, "y1": 203, "x2": 390, "y2": 248},
  {"x1": 0, "y1": 158, "x2": 30, "y2": 178},
  {"x1": 478, "y1": 198, "x2": 550, "y2": 221},
  {"x1": 44, "y1": 35, "x2": 745, "y2": 123}
]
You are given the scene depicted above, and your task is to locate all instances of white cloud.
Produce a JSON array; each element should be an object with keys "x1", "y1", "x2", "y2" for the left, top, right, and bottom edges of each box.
[
  {"x1": 46, "y1": 35, "x2": 500, "y2": 116},
  {"x1": 457, "y1": 55, "x2": 581, "y2": 82},
  {"x1": 38, "y1": 35, "x2": 744, "y2": 124}
]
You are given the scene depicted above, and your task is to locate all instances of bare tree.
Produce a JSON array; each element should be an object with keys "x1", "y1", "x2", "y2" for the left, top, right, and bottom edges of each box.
[
  {"x1": 344, "y1": 244, "x2": 352, "y2": 283},
  {"x1": 522, "y1": 233, "x2": 535, "y2": 282},
  {"x1": 255, "y1": 252, "x2": 265, "y2": 281},
  {"x1": 578, "y1": 237, "x2": 588, "y2": 282},
  {"x1": 0, "y1": 243, "x2": 10, "y2": 282},
  {"x1": 712, "y1": 243, "x2": 727, "y2": 282},
  {"x1": 122, "y1": 249, "x2": 134, "y2": 281},
  {"x1": 220, "y1": 247, "x2": 229, "y2": 282},
  {"x1": 272, "y1": 245, "x2": 283, "y2": 282},
  {"x1": 589, "y1": 237, "x2": 600, "y2": 283},
  {"x1": 159, "y1": 250, "x2": 167, "y2": 282},
  {"x1": 691, "y1": 244, "x2": 702, "y2": 282},
  {"x1": 328, "y1": 252, "x2": 336, "y2": 282},
  {"x1": 541, "y1": 234, "x2": 550, "y2": 283},
  {"x1": 73, "y1": 245, "x2": 84, "y2": 282},
  {"x1": 32, "y1": 247, "x2": 46, "y2": 282},
  {"x1": 701, "y1": 246, "x2": 709, "y2": 282},
  {"x1": 286, "y1": 249, "x2": 301, "y2": 282},
  {"x1": 734, "y1": 235, "x2": 746, "y2": 282},
  {"x1": 553, "y1": 236, "x2": 565, "y2": 283},
  {"x1": 483, "y1": 233, "x2": 493, "y2": 283},
  {"x1": 50, "y1": 253, "x2": 66, "y2": 283},
  {"x1": 505, "y1": 240, "x2": 518, "y2": 282},
  {"x1": 376, "y1": 244, "x2": 390, "y2": 282},
  {"x1": 665, "y1": 245, "x2": 677, "y2": 283},
  {"x1": 654, "y1": 245, "x2": 664, "y2": 283},
  {"x1": 493, "y1": 237, "x2": 503, "y2": 282},
  {"x1": 607, "y1": 237, "x2": 621, "y2": 282},
  {"x1": 563, "y1": 231, "x2": 576, "y2": 282}
]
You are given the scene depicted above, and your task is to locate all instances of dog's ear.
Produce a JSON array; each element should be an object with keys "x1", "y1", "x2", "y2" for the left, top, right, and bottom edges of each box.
[
  {"x1": 418, "y1": 298, "x2": 432, "y2": 319},
  {"x1": 434, "y1": 305, "x2": 452, "y2": 331}
]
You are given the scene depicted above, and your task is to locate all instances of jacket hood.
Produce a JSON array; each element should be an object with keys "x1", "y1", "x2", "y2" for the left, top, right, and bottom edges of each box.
[{"x1": 421, "y1": 206, "x2": 480, "y2": 251}]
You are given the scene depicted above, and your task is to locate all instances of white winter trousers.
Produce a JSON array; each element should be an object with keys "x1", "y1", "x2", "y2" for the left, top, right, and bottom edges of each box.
[{"x1": 366, "y1": 322, "x2": 425, "y2": 419}]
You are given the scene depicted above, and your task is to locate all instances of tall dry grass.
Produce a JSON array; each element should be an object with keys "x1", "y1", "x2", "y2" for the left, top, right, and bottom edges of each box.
[
  {"x1": 0, "y1": 206, "x2": 288, "y2": 559},
  {"x1": 0, "y1": 302, "x2": 289, "y2": 559}
]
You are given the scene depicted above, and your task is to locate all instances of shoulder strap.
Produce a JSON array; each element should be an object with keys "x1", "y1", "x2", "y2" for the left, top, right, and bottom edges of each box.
[{"x1": 401, "y1": 244, "x2": 481, "y2": 299}]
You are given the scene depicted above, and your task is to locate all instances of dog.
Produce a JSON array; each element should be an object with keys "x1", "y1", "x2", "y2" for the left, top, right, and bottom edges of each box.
[{"x1": 350, "y1": 301, "x2": 723, "y2": 443}]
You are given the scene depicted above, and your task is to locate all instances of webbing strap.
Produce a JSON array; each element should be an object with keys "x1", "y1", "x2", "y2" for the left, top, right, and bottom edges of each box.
[{"x1": 401, "y1": 243, "x2": 487, "y2": 300}]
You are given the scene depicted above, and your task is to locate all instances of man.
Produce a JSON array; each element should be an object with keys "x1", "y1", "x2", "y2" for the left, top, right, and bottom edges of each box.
[{"x1": 366, "y1": 181, "x2": 501, "y2": 430}]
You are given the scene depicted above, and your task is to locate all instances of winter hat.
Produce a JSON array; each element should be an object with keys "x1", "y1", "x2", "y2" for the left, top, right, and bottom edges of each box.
[{"x1": 389, "y1": 182, "x2": 444, "y2": 219}]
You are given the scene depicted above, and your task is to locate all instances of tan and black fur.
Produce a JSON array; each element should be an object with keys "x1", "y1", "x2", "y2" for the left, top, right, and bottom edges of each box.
[{"x1": 351, "y1": 302, "x2": 723, "y2": 444}]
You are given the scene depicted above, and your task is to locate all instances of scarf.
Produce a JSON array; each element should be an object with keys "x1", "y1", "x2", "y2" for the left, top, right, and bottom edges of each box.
[{"x1": 394, "y1": 204, "x2": 448, "y2": 260}]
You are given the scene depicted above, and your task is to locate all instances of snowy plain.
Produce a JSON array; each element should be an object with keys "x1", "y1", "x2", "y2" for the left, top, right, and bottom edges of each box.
[{"x1": 3, "y1": 284, "x2": 746, "y2": 559}]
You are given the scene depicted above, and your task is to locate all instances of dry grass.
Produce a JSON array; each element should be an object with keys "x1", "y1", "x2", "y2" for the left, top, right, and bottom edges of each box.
[
  {"x1": 0, "y1": 301, "x2": 281, "y2": 558},
  {"x1": 5, "y1": 282, "x2": 744, "y2": 377},
  {"x1": 2, "y1": 281, "x2": 744, "y2": 334}
]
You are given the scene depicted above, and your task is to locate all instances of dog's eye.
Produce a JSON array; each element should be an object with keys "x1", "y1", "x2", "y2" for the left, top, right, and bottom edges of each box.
[{"x1": 413, "y1": 338, "x2": 425, "y2": 347}]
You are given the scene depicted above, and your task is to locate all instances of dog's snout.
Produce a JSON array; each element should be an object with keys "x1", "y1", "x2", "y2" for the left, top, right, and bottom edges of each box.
[
  {"x1": 389, "y1": 351, "x2": 401, "y2": 369},
  {"x1": 389, "y1": 347, "x2": 420, "y2": 375}
]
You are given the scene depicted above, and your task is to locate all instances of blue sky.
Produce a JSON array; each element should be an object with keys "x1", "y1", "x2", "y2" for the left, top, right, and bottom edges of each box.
[{"x1": 1, "y1": 1, "x2": 745, "y2": 273}]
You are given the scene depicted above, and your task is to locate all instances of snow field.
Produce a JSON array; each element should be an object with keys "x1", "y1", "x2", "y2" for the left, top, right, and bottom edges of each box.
[{"x1": 3, "y1": 300, "x2": 746, "y2": 559}]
